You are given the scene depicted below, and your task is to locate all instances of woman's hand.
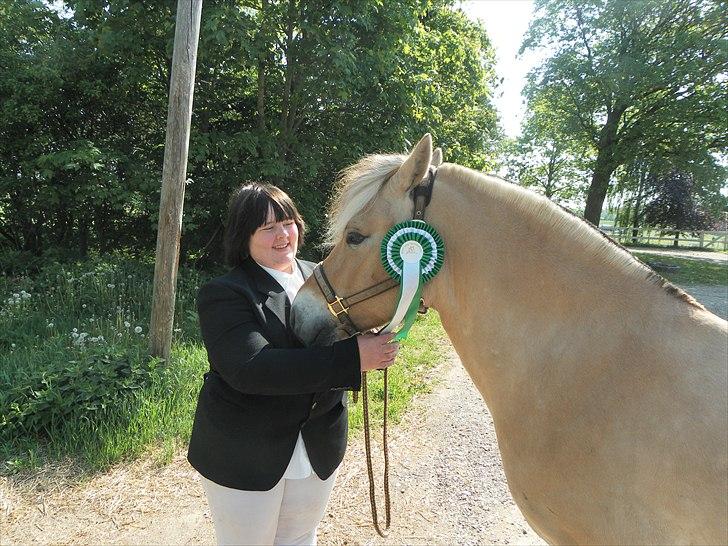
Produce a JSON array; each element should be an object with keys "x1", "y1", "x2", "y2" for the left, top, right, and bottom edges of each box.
[{"x1": 356, "y1": 333, "x2": 400, "y2": 372}]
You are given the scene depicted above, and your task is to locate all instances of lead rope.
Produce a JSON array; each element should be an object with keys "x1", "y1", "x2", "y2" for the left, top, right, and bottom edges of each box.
[{"x1": 361, "y1": 369, "x2": 391, "y2": 537}]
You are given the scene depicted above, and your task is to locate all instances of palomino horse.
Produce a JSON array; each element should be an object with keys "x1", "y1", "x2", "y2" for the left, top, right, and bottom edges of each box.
[{"x1": 291, "y1": 134, "x2": 728, "y2": 545}]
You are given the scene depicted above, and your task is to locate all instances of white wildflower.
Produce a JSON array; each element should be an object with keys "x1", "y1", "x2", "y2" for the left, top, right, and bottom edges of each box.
[
  {"x1": 134, "y1": 326, "x2": 143, "y2": 334},
  {"x1": 124, "y1": 321, "x2": 130, "y2": 328}
]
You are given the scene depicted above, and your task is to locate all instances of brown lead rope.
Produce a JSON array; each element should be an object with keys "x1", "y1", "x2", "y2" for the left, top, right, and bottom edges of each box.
[{"x1": 361, "y1": 369, "x2": 391, "y2": 537}]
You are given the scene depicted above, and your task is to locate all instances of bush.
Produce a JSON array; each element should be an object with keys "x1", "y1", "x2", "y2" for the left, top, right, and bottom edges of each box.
[{"x1": 0, "y1": 347, "x2": 161, "y2": 441}]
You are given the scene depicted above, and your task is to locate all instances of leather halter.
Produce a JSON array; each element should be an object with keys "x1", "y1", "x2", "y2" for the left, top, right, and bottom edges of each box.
[{"x1": 313, "y1": 167, "x2": 438, "y2": 335}]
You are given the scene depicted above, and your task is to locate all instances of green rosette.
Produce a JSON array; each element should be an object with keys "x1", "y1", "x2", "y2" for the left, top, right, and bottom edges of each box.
[
  {"x1": 380, "y1": 220, "x2": 444, "y2": 282},
  {"x1": 379, "y1": 220, "x2": 444, "y2": 340}
]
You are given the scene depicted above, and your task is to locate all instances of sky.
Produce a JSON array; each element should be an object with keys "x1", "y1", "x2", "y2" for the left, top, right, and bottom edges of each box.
[{"x1": 458, "y1": 0, "x2": 538, "y2": 138}]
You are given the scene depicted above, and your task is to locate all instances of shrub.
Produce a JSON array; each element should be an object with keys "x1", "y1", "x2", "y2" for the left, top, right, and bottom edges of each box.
[{"x1": 0, "y1": 347, "x2": 162, "y2": 442}]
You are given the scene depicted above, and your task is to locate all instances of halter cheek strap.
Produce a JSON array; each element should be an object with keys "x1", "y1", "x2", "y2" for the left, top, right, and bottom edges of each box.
[{"x1": 313, "y1": 266, "x2": 399, "y2": 336}]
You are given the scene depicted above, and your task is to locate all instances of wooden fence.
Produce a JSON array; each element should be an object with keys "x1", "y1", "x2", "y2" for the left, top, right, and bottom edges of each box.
[{"x1": 600, "y1": 227, "x2": 728, "y2": 251}]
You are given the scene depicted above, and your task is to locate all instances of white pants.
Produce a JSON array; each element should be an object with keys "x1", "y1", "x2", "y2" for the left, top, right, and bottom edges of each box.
[{"x1": 200, "y1": 471, "x2": 337, "y2": 546}]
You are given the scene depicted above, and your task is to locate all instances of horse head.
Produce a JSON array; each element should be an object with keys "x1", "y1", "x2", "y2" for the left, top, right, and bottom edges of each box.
[{"x1": 291, "y1": 134, "x2": 444, "y2": 346}]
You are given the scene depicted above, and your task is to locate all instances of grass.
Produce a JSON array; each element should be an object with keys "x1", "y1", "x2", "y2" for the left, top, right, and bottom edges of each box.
[
  {"x1": 0, "y1": 254, "x2": 217, "y2": 474},
  {"x1": 1, "y1": 253, "x2": 449, "y2": 476},
  {"x1": 633, "y1": 252, "x2": 727, "y2": 285}
]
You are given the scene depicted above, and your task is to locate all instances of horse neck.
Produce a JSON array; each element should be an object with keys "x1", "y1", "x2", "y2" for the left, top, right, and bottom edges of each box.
[{"x1": 422, "y1": 165, "x2": 679, "y2": 405}]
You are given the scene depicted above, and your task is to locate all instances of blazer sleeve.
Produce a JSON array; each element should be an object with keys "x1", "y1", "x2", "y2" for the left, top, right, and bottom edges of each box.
[{"x1": 197, "y1": 280, "x2": 362, "y2": 395}]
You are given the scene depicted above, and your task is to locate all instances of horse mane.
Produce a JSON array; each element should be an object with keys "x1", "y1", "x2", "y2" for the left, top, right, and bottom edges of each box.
[
  {"x1": 326, "y1": 155, "x2": 704, "y2": 311},
  {"x1": 325, "y1": 153, "x2": 406, "y2": 246},
  {"x1": 449, "y1": 164, "x2": 705, "y2": 311}
]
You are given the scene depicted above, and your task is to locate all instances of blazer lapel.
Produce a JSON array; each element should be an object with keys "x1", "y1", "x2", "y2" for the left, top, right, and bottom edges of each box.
[
  {"x1": 242, "y1": 259, "x2": 289, "y2": 329},
  {"x1": 242, "y1": 258, "x2": 316, "y2": 332}
]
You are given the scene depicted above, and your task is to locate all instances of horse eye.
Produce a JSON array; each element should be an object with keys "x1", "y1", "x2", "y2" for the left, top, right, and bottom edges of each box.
[{"x1": 346, "y1": 231, "x2": 367, "y2": 246}]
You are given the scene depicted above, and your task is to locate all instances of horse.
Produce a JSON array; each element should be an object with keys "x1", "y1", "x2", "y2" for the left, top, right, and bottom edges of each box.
[{"x1": 290, "y1": 134, "x2": 728, "y2": 545}]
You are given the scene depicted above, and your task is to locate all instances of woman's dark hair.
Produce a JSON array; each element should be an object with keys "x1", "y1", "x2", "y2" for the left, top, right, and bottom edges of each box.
[{"x1": 223, "y1": 182, "x2": 306, "y2": 268}]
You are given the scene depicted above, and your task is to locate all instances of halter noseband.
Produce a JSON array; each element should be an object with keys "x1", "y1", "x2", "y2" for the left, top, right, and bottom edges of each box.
[{"x1": 313, "y1": 167, "x2": 438, "y2": 335}]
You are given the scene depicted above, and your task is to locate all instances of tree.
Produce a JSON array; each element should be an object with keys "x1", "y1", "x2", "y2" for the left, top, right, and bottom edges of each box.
[
  {"x1": 0, "y1": 0, "x2": 500, "y2": 263},
  {"x1": 522, "y1": 0, "x2": 728, "y2": 225},
  {"x1": 503, "y1": 96, "x2": 590, "y2": 204},
  {"x1": 643, "y1": 168, "x2": 715, "y2": 246}
]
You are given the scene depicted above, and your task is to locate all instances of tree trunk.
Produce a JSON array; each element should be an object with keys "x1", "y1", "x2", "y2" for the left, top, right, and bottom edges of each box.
[
  {"x1": 583, "y1": 108, "x2": 624, "y2": 225},
  {"x1": 256, "y1": 0, "x2": 268, "y2": 131},
  {"x1": 278, "y1": 0, "x2": 297, "y2": 163},
  {"x1": 631, "y1": 171, "x2": 646, "y2": 243}
]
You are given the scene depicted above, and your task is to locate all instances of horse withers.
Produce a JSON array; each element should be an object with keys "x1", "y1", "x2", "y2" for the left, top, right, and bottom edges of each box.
[{"x1": 290, "y1": 134, "x2": 728, "y2": 545}]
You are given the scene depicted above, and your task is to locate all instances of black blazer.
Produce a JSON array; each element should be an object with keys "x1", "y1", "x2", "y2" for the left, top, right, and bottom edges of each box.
[{"x1": 187, "y1": 257, "x2": 361, "y2": 491}]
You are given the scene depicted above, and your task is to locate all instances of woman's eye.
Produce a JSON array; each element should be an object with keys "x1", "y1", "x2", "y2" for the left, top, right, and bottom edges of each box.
[{"x1": 346, "y1": 232, "x2": 366, "y2": 245}]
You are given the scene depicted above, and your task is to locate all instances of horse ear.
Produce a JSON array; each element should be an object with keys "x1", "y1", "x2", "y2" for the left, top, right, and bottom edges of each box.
[
  {"x1": 432, "y1": 147, "x2": 443, "y2": 167},
  {"x1": 395, "y1": 133, "x2": 432, "y2": 192}
]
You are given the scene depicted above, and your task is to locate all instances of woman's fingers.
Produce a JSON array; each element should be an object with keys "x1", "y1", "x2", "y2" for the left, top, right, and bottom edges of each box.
[{"x1": 356, "y1": 333, "x2": 401, "y2": 372}]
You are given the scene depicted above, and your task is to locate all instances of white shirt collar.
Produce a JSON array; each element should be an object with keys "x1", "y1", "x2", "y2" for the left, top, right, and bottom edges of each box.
[{"x1": 257, "y1": 260, "x2": 305, "y2": 302}]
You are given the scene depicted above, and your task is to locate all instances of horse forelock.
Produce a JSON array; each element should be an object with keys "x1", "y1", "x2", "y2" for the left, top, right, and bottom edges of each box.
[{"x1": 325, "y1": 154, "x2": 406, "y2": 246}]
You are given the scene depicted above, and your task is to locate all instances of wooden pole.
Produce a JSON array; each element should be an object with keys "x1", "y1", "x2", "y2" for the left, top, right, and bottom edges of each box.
[{"x1": 150, "y1": 0, "x2": 203, "y2": 362}]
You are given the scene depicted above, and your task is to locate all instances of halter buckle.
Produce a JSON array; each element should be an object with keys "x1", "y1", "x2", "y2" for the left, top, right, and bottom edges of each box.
[{"x1": 327, "y1": 296, "x2": 349, "y2": 317}]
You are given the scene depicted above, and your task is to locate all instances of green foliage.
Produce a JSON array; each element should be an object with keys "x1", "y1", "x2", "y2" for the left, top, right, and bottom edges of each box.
[
  {"x1": 0, "y1": 253, "x2": 215, "y2": 471},
  {"x1": 1, "y1": 346, "x2": 159, "y2": 441},
  {"x1": 522, "y1": 0, "x2": 728, "y2": 225},
  {"x1": 1, "y1": 0, "x2": 500, "y2": 262},
  {"x1": 502, "y1": 98, "x2": 592, "y2": 204}
]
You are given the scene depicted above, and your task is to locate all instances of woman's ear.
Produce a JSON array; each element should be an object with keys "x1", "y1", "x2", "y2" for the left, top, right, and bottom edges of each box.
[{"x1": 395, "y1": 134, "x2": 433, "y2": 193}]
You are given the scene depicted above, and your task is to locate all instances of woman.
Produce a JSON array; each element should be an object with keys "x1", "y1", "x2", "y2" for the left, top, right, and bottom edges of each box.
[{"x1": 188, "y1": 182, "x2": 398, "y2": 545}]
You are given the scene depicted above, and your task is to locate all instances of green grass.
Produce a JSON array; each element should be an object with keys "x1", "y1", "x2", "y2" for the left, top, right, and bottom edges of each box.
[
  {"x1": 0, "y1": 254, "x2": 217, "y2": 474},
  {"x1": 633, "y1": 253, "x2": 728, "y2": 285},
  {"x1": 1, "y1": 254, "x2": 450, "y2": 476}
]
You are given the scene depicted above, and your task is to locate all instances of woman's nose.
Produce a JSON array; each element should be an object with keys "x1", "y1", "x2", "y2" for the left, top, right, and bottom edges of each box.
[{"x1": 274, "y1": 224, "x2": 289, "y2": 238}]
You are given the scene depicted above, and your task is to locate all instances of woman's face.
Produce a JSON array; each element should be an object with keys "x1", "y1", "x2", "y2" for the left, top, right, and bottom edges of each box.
[{"x1": 249, "y1": 208, "x2": 299, "y2": 273}]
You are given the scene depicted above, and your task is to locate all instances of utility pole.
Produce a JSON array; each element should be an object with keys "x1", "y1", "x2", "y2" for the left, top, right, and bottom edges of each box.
[{"x1": 150, "y1": 0, "x2": 204, "y2": 362}]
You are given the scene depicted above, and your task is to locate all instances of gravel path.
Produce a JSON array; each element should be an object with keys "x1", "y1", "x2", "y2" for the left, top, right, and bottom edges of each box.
[
  {"x1": 319, "y1": 351, "x2": 544, "y2": 545},
  {"x1": 681, "y1": 284, "x2": 727, "y2": 319},
  {"x1": 1, "y1": 348, "x2": 543, "y2": 546}
]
